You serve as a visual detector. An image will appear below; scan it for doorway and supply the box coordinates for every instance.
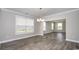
[43,19,66,41]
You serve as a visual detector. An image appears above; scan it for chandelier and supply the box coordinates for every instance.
[37,8,45,22]
[37,18,45,22]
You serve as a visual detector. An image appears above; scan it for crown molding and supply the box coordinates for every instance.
[43,9,79,18]
[1,8,35,18]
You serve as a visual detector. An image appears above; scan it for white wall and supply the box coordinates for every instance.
[44,21,53,34]
[0,9,39,43]
[35,21,44,35]
[43,9,79,42]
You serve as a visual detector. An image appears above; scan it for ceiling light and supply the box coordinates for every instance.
[37,18,45,22]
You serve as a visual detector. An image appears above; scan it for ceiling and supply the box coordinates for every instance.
[8,8,77,18]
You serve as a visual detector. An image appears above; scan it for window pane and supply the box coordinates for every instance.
[26,26,34,33]
[25,18,34,26]
[16,25,26,34]
[43,22,46,31]
[51,23,54,30]
[16,15,26,25]
[16,15,34,35]
[57,23,63,30]
[25,18,34,33]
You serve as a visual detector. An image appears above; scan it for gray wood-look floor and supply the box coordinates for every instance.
[1,32,79,50]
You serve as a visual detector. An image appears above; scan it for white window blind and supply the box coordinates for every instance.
[16,15,34,35]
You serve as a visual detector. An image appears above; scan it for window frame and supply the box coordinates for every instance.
[57,22,63,30]
[15,15,34,35]
[51,22,54,30]
[43,21,46,31]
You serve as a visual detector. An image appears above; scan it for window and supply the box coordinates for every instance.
[16,15,34,35]
[51,23,54,30]
[43,22,46,31]
[57,23,63,30]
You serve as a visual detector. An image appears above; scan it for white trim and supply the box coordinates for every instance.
[37,33,44,36]
[66,39,79,43]
[0,39,17,44]
[0,34,38,44]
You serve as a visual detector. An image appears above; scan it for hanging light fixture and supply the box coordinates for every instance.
[37,18,45,22]
[37,8,45,22]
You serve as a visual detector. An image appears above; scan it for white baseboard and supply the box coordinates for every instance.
[0,34,38,44]
[37,33,44,36]
[0,38,17,44]
[66,39,79,43]
[1,36,79,44]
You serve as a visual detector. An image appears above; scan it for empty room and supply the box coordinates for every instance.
[0,8,79,50]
